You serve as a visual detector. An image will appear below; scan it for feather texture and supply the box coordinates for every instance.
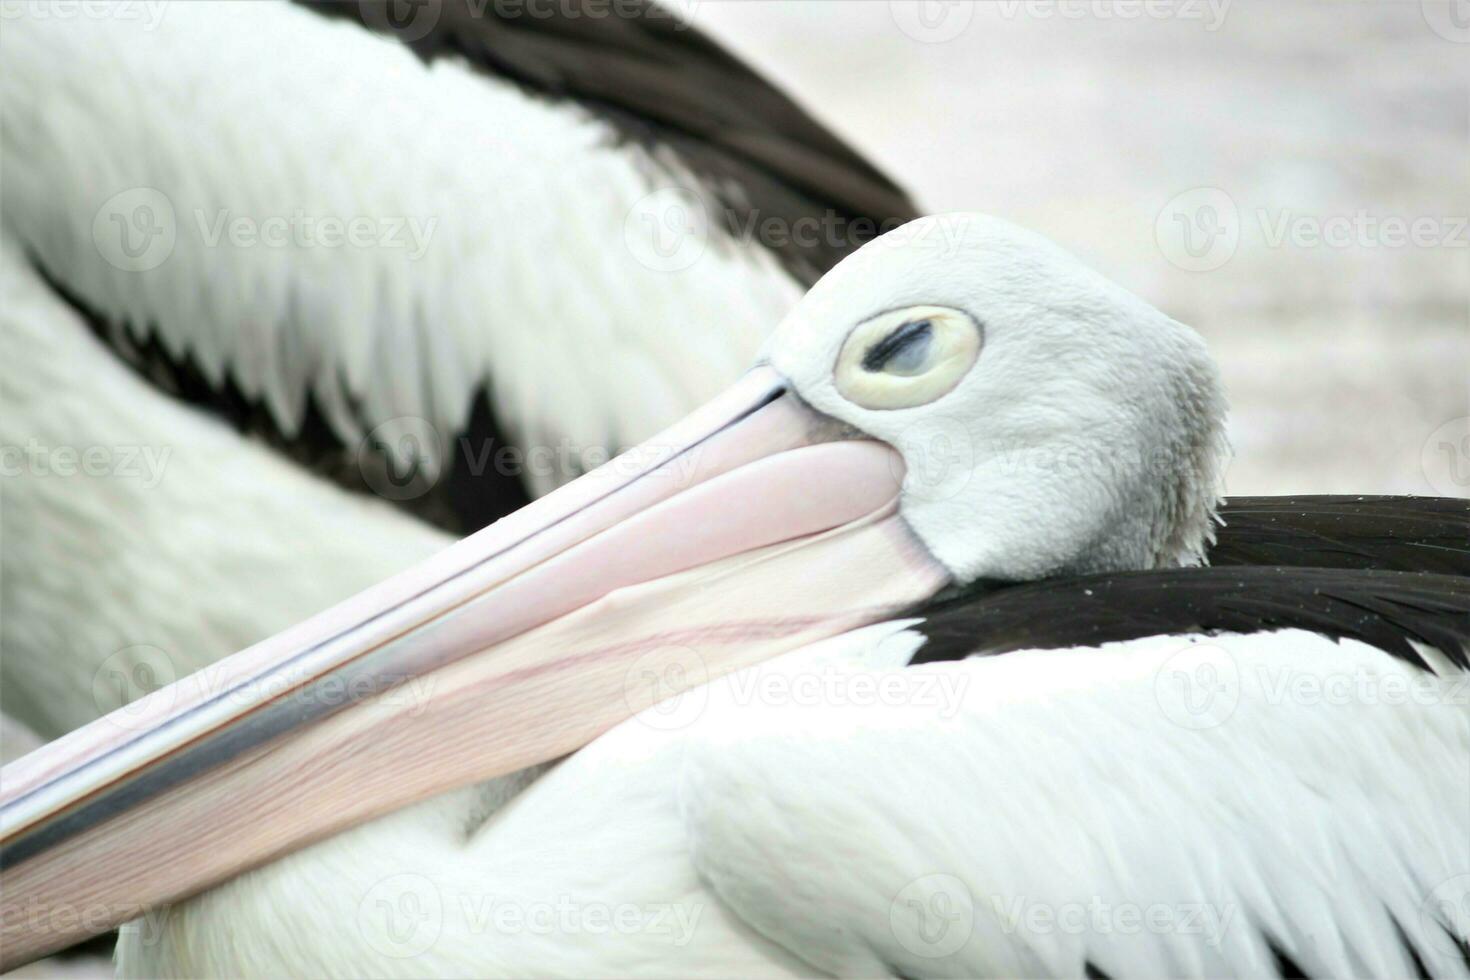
[1212,495,1470,576]
[2,0,916,536]
[912,567,1470,672]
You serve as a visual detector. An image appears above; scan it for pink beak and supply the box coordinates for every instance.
[0,365,950,968]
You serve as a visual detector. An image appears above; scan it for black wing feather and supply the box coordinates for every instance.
[911,568,1470,673]
[1211,495,1470,575]
[34,259,533,536]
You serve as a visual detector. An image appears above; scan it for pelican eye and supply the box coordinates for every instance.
[861,319,933,375]
[834,305,982,410]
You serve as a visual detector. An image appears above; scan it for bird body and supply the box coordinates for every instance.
[2,6,1465,972]
[71,213,1470,977]
[117,617,1470,977]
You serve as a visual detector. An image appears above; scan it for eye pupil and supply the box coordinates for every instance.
[862,319,934,375]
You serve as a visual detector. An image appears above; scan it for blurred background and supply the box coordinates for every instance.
[697,0,1469,497]
[4,2,1467,976]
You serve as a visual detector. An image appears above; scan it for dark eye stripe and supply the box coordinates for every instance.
[861,319,933,372]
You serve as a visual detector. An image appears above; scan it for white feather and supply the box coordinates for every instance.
[115,624,1470,977]
[0,236,449,737]
[0,0,799,496]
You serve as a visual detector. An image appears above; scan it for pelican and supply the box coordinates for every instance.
[3,213,1467,977]
[0,0,917,741]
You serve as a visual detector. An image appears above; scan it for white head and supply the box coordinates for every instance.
[766,212,1229,583]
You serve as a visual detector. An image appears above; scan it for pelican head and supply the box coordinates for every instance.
[0,213,1229,966]
[768,212,1228,582]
